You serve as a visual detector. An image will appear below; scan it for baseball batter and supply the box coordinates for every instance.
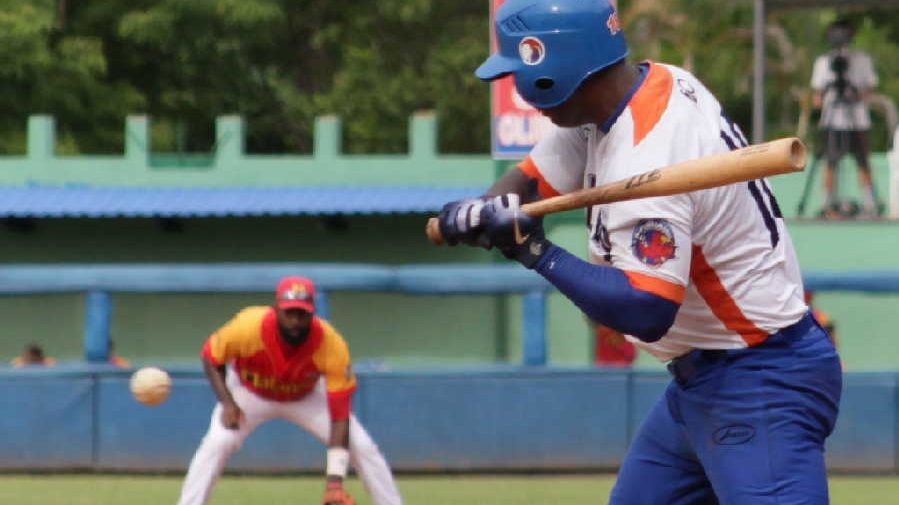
[439,1,842,503]
[176,276,402,505]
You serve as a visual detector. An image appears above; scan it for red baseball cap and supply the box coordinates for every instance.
[275,276,316,313]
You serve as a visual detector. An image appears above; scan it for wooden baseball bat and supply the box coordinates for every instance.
[426,137,806,245]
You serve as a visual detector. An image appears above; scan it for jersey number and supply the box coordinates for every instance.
[720,113,783,247]
[587,174,613,262]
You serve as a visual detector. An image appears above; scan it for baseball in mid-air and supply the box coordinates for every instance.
[130,366,172,406]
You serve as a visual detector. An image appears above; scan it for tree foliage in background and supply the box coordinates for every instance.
[622,0,898,150]
[0,0,896,155]
[69,0,489,154]
[623,0,756,133]
[0,0,144,153]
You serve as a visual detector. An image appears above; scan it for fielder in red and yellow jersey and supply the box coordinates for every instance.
[202,306,356,417]
[177,276,402,505]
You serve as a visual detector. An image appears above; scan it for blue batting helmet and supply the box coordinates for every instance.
[476,0,629,109]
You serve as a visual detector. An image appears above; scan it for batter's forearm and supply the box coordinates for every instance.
[533,245,679,342]
[202,359,236,406]
[487,166,531,198]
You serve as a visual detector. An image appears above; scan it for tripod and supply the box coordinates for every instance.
[796,95,852,218]
[795,137,824,217]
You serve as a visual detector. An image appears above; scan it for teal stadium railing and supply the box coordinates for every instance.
[3,263,899,366]
[0,263,552,365]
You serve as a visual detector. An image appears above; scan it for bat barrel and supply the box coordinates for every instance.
[787,137,807,171]
[739,136,806,175]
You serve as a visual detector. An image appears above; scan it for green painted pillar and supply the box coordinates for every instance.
[314,115,342,159]
[125,115,150,162]
[409,111,437,158]
[215,115,245,159]
[27,115,55,161]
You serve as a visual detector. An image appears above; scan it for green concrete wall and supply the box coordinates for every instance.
[785,220,899,371]
[0,293,86,363]
[0,215,510,366]
[772,153,891,219]
[6,214,894,370]
[771,161,899,370]
[3,209,898,370]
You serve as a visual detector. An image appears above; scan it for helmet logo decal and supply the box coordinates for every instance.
[518,37,545,66]
[607,12,621,36]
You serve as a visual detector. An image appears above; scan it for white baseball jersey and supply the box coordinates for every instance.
[810,50,878,130]
[521,62,808,362]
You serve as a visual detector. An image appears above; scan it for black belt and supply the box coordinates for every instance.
[667,312,817,385]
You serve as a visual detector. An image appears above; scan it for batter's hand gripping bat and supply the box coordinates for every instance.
[425,137,806,245]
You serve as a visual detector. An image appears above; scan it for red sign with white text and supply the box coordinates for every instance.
[489,0,553,159]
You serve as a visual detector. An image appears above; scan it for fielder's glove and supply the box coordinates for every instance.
[321,481,356,505]
[480,182,551,269]
[437,197,489,246]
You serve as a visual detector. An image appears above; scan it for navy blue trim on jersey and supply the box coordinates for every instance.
[720,115,783,248]
[533,244,679,342]
[747,181,780,247]
[720,130,739,150]
[600,62,650,134]
[760,179,784,218]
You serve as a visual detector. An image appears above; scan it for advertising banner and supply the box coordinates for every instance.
[489,0,553,159]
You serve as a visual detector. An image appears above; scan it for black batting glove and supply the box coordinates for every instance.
[437,197,489,246]
[480,192,551,269]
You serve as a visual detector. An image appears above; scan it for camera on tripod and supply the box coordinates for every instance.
[828,52,854,102]
[825,19,857,103]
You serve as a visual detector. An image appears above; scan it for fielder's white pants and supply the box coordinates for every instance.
[176,368,402,505]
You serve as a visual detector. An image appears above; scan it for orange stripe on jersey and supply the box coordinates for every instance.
[518,156,561,198]
[629,62,674,146]
[690,245,768,345]
[624,270,686,304]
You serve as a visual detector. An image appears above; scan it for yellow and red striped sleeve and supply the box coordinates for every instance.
[312,320,357,421]
[201,306,268,365]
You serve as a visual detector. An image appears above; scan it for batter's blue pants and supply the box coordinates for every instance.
[610,312,842,504]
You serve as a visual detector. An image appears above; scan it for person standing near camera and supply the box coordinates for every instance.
[810,18,880,219]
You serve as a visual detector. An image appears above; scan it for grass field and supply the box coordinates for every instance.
[2,474,898,505]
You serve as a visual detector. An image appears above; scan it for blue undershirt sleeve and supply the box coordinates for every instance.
[532,244,679,342]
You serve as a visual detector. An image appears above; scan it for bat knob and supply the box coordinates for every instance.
[425,218,445,246]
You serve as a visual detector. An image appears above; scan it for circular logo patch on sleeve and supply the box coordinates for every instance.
[631,218,677,267]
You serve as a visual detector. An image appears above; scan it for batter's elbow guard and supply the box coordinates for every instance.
[631,324,670,343]
[609,295,678,343]
[628,309,677,343]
